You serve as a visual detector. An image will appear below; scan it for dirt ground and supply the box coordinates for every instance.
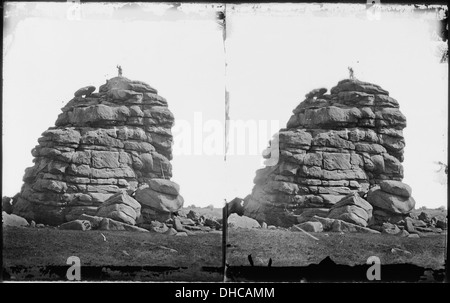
[1,206,447,281]
[2,226,223,281]
[2,224,446,282]
[227,228,447,269]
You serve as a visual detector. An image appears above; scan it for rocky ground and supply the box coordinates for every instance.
[227,228,446,269]
[2,225,223,282]
[2,207,446,282]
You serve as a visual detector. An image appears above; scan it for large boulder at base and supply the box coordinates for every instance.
[242,79,414,227]
[379,180,412,198]
[328,209,368,227]
[96,191,141,225]
[147,178,180,196]
[140,205,172,223]
[371,209,406,225]
[227,213,261,229]
[327,193,373,227]
[134,182,184,223]
[13,76,180,225]
[2,212,29,227]
[367,186,415,215]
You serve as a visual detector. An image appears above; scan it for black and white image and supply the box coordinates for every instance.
[2,2,448,284]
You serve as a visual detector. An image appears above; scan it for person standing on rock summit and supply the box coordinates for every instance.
[117,65,122,77]
[348,66,355,80]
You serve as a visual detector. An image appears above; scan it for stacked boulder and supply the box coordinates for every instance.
[367,180,414,225]
[327,193,373,227]
[243,79,415,228]
[135,178,183,222]
[96,191,141,226]
[12,76,183,226]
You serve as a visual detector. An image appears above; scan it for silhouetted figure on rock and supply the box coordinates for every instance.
[348,66,355,80]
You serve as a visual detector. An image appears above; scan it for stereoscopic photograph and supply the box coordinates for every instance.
[2,1,448,285]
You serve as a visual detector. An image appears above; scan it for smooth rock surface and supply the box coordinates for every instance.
[2,212,29,227]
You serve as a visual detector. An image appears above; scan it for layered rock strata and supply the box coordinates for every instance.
[243,79,415,227]
[13,76,183,225]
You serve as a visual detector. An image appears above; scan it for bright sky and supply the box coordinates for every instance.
[3,3,448,209]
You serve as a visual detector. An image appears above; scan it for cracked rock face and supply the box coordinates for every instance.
[13,76,183,225]
[243,79,415,227]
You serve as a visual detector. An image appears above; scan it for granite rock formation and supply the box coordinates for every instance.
[135,178,183,223]
[13,76,183,225]
[96,191,141,226]
[243,79,415,228]
[327,192,373,227]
